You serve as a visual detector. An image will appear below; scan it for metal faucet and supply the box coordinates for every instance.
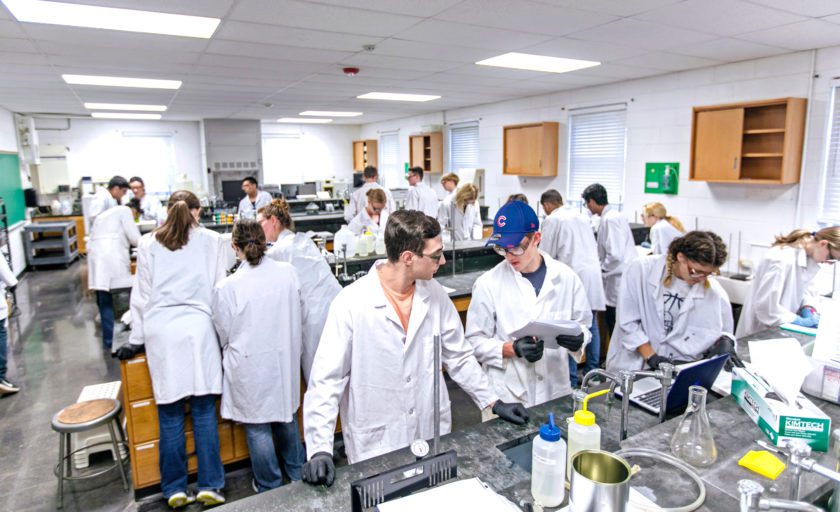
[337,244,353,283]
[449,201,456,277]
[738,480,822,512]
[783,439,840,501]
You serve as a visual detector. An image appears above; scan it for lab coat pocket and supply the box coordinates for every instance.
[350,423,388,461]
[502,359,528,402]
[229,350,281,417]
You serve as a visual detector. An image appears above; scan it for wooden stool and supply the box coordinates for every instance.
[51,398,128,509]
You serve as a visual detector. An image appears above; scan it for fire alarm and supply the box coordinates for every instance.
[343,67,360,76]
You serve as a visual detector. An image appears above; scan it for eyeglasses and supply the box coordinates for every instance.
[685,260,715,278]
[492,236,532,257]
[419,250,444,261]
[370,206,383,213]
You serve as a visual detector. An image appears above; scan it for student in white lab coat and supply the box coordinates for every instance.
[212,220,306,493]
[238,176,273,220]
[582,183,637,338]
[257,199,341,383]
[115,190,228,508]
[87,175,129,227]
[437,183,482,241]
[466,200,591,414]
[405,166,439,217]
[344,165,395,223]
[736,227,840,338]
[642,202,685,256]
[439,172,459,206]
[606,231,735,372]
[348,188,389,235]
[0,254,19,395]
[301,210,528,486]
[128,176,166,224]
[539,190,606,387]
[88,198,141,348]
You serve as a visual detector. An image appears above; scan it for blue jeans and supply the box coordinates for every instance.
[569,312,601,388]
[0,320,7,381]
[95,291,114,348]
[244,417,305,492]
[157,395,224,498]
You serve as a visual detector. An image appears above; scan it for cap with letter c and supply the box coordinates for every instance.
[486,200,539,249]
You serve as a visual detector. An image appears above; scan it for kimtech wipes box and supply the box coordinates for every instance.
[731,365,831,452]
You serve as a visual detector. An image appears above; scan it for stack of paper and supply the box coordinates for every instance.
[376,478,520,512]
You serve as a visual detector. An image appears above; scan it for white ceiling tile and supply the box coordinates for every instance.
[316,65,429,81]
[216,21,380,51]
[634,0,807,37]
[614,52,723,71]
[298,0,462,17]
[75,90,177,104]
[339,52,463,73]
[198,53,330,73]
[0,51,48,64]
[742,0,840,17]
[0,37,38,53]
[532,0,685,17]
[434,0,617,37]
[518,37,649,62]
[738,19,840,50]
[0,20,26,38]
[394,19,554,51]
[369,39,496,63]
[52,0,236,18]
[21,25,212,52]
[205,40,352,63]
[673,38,790,61]
[229,0,422,37]
[571,62,665,79]
[568,19,717,50]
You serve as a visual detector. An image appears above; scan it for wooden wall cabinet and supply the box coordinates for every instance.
[409,132,443,173]
[352,140,378,171]
[690,98,806,184]
[503,122,558,176]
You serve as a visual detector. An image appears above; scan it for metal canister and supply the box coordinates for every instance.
[569,450,631,512]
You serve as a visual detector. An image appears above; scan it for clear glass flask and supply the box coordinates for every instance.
[670,386,718,467]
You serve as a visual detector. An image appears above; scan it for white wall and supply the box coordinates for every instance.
[361,48,840,267]
[35,118,203,195]
[0,108,15,153]
[261,122,360,183]
[0,108,26,274]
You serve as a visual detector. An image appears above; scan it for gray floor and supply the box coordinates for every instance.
[0,260,481,511]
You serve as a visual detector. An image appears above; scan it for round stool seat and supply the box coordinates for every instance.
[52,399,121,433]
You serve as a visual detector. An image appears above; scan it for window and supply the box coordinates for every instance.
[120,133,175,193]
[821,85,840,225]
[567,107,627,207]
[448,121,479,171]
[379,133,400,188]
[262,135,303,184]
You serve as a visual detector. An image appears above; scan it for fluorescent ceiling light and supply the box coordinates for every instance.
[277,118,333,124]
[84,103,167,112]
[91,113,162,120]
[300,111,362,117]
[63,74,182,90]
[476,52,600,73]
[357,92,440,102]
[2,0,219,38]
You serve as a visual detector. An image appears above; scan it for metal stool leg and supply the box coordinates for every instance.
[57,433,65,509]
[107,420,128,491]
[65,432,73,477]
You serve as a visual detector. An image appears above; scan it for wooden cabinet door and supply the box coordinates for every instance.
[353,141,365,171]
[692,108,743,181]
[410,136,425,168]
[429,132,443,173]
[505,125,542,175]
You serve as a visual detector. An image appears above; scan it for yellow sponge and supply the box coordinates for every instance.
[739,450,786,480]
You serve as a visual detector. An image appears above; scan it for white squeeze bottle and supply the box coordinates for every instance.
[531,412,566,507]
[567,389,609,476]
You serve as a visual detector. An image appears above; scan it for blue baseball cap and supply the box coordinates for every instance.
[487,200,539,249]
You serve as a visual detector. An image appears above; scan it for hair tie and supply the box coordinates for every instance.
[248,239,257,245]
[812,231,817,237]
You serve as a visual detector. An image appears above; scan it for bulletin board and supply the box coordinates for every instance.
[0,153,26,225]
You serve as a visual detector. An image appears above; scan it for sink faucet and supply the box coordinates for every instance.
[337,244,354,284]
[783,439,840,501]
[449,201,456,277]
[738,479,821,512]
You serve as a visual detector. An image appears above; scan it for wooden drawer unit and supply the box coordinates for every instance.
[132,441,160,488]
[503,122,558,176]
[128,399,159,444]
[124,356,153,401]
[233,423,249,459]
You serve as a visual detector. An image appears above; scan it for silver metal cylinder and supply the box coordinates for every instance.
[433,334,441,456]
[569,450,631,512]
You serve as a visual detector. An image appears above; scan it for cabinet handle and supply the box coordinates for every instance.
[733,157,738,169]
[539,160,542,168]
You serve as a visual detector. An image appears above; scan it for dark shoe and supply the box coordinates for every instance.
[0,379,19,394]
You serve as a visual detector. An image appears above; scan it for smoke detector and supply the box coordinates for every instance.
[343,67,360,76]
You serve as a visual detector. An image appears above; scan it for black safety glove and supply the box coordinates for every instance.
[7,284,16,295]
[512,336,544,363]
[113,343,144,360]
[555,332,585,352]
[492,401,530,425]
[646,353,673,370]
[302,451,335,487]
[703,335,742,370]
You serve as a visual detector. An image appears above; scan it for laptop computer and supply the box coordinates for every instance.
[617,353,731,415]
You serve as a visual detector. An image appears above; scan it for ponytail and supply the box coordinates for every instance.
[232,219,267,266]
[774,226,840,251]
[643,202,684,233]
[258,198,294,231]
[156,190,200,251]
[665,215,685,233]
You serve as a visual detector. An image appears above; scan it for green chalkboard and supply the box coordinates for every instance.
[0,153,25,225]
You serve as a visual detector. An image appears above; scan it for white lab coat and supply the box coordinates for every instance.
[606,255,734,372]
[87,206,141,291]
[437,202,482,241]
[303,260,498,464]
[348,208,389,236]
[405,182,440,217]
[541,207,607,311]
[129,227,228,405]
[344,182,395,223]
[465,253,592,406]
[597,205,638,307]
[650,219,683,255]
[736,246,820,338]
[238,191,273,219]
[0,255,17,321]
[213,259,303,424]
[139,195,166,224]
[267,230,341,383]
[87,186,117,227]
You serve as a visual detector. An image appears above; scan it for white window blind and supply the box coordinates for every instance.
[263,135,303,184]
[821,85,840,225]
[448,121,479,171]
[568,108,627,206]
[379,133,400,188]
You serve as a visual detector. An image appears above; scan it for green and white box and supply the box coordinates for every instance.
[732,366,831,452]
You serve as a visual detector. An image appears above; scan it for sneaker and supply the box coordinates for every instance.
[196,489,226,506]
[0,379,19,394]
[251,478,259,493]
[167,492,195,509]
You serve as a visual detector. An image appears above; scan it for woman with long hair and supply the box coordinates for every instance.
[212,220,305,492]
[348,188,389,235]
[438,183,482,241]
[642,202,685,255]
[736,227,840,337]
[116,190,228,508]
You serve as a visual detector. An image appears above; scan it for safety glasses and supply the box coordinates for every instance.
[491,236,532,257]
[685,260,715,279]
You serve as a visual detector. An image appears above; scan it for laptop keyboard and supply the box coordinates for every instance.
[636,388,662,408]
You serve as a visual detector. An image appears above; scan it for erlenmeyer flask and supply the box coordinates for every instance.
[670,385,717,467]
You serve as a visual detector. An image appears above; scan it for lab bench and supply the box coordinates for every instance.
[332,239,502,277]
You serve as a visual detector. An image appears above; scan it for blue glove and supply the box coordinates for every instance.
[792,315,819,328]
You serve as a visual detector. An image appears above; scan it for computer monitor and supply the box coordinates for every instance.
[221,180,243,203]
[353,173,365,188]
[298,182,317,196]
[281,184,299,199]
